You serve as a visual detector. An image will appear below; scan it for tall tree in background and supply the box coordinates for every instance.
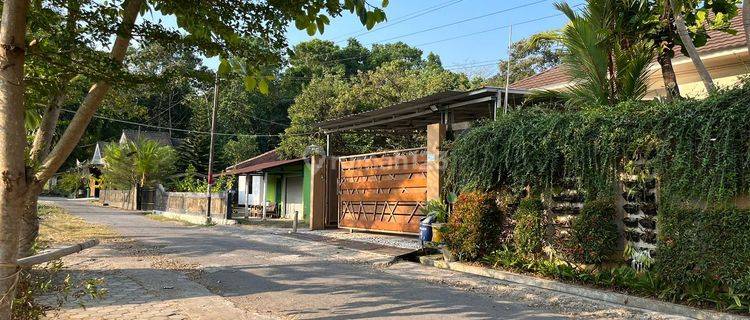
[279,57,470,158]
[0,1,388,317]
[491,37,563,86]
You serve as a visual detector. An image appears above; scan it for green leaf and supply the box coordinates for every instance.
[382,0,389,7]
[258,79,270,95]
[243,76,257,91]
[217,58,231,76]
[316,18,325,34]
[306,23,317,36]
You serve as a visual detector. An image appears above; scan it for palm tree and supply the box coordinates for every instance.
[103,139,175,188]
[530,0,655,108]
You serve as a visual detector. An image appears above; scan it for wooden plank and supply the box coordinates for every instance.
[341,164,427,178]
[339,177,427,190]
[340,154,427,170]
[339,213,422,234]
[339,202,427,215]
[339,192,425,202]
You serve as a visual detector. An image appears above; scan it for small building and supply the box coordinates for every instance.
[224,150,311,221]
[119,129,174,147]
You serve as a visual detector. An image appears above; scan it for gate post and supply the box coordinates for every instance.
[427,123,446,201]
[309,155,327,230]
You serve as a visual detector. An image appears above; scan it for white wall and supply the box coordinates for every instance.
[237,175,262,206]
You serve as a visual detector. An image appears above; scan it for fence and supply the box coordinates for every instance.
[153,189,232,220]
[99,188,137,210]
[99,187,234,221]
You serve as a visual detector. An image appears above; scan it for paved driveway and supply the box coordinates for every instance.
[44,198,670,320]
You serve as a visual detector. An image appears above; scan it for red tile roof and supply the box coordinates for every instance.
[511,15,748,90]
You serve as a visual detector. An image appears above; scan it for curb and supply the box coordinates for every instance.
[418,256,747,320]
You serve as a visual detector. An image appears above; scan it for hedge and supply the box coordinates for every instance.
[657,205,750,294]
[445,81,750,204]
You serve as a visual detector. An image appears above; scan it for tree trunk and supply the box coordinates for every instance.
[18,193,39,259]
[35,0,144,185]
[744,0,749,54]
[671,1,716,93]
[0,0,30,319]
[657,48,681,100]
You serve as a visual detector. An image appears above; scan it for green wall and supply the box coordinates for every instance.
[303,161,311,221]
[262,161,310,221]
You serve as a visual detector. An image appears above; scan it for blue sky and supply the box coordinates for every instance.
[171,0,577,78]
[284,0,575,77]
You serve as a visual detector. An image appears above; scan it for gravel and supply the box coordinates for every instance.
[303,228,422,250]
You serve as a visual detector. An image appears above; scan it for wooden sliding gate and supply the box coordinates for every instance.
[338,148,427,234]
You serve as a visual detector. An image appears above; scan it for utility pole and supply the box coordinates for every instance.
[503,24,513,114]
[206,73,219,223]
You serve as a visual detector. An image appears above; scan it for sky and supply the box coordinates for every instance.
[176,0,579,78]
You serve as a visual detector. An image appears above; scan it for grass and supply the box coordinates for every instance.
[38,205,119,249]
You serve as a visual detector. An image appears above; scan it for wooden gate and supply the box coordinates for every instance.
[338,148,427,234]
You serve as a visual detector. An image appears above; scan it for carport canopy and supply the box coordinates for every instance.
[315,87,528,133]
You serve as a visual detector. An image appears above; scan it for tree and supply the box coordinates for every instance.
[491,36,563,86]
[222,136,260,166]
[532,1,655,107]
[0,1,388,317]
[655,0,740,98]
[102,139,176,189]
[279,58,470,158]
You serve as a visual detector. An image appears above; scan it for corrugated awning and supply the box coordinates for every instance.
[315,87,528,133]
[223,158,304,175]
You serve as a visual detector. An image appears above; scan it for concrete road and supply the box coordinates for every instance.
[46,199,668,320]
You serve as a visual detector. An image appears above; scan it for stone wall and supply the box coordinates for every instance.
[100,189,137,210]
[154,191,230,220]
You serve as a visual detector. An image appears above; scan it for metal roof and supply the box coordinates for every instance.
[224,158,304,175]
[315,86,528,133]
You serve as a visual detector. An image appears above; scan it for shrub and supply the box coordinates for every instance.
[557,198,618,264]
[656,205,750,296]
[444,191,504,261]
[57,172,88,196]
[513,198,546,256]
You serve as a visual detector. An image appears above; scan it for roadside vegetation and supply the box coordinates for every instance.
[14,205,115,320]
[439,0,750,314]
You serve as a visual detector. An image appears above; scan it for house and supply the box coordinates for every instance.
[223,87,526,232]
[224,149,311,221]
[511,15,749,99]
[119,129,174,147]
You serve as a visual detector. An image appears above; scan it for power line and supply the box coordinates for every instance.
[329,0,465,43]
[61,108,302,138]
[287,5,578,72]
[363,0,552,45]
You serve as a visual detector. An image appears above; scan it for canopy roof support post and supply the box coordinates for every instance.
[326,133,330,156]
[427,123,446,201]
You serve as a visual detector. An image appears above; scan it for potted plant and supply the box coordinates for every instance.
[421,199,449,243]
